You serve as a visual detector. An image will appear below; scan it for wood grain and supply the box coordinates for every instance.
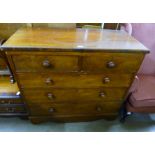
[22,87,126,103]
[29,101,122,116]
[17,72,133,88]
[12,54,79,72]
[2,28,148,122]
[2,27,149,52]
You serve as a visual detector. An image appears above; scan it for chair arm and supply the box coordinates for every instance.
[128,75,139,94]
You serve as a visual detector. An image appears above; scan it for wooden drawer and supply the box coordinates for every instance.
[29,101,122,116]
[82,53,144,73]
[0,104,26,113]
[17,72,133,88]
[22,87,126,103]
[12,55,79,72]
[0,98,22,104]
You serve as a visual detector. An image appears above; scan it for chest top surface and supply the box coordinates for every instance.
[1,27,149,52]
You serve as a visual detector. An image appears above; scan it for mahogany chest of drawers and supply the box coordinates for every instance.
[1,27,149,124]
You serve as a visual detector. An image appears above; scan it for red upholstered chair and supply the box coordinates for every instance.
[120,23,155,122]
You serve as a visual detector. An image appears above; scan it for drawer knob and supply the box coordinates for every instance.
[47,93,55,100]
[45,78,54,85]
[96,106,102,112]
[99,92,105,98]
[103,77,110,83]
[49,108,55,113]
[10,75,15,84]
[42,60,51,67]
[107,61,116,68]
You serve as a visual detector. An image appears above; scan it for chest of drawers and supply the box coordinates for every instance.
[1,28,149,124]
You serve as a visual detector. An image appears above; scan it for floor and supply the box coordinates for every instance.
[0,113,155,132]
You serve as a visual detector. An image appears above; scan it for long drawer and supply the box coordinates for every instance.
[22,87,127,103]
[17,72,133,88]
[29,101,122,116]
[11,52,144,73]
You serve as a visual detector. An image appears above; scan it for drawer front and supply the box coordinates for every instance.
[22,88,126,103]
[0,98,22,104]
[29,101,122,116]
[12,55,79,72]
[17,73,133,88]
[82,53,144,73]
[0,105,26,113]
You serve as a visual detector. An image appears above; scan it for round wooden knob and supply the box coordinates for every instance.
[107,61,116,68]
[45,78,54,85]
[96,106,102,112]
[103,77,110,83]
[49,108,55,113]
[99,92,105,98]
[42,60,51,67]
[10,75,15,84]
[47,93,55,100]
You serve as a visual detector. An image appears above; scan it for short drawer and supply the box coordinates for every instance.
[22,87,127,103]
[82,52,144,73]
[12,55,79,72]
[29,101,122,116]
[17,72,133,88]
